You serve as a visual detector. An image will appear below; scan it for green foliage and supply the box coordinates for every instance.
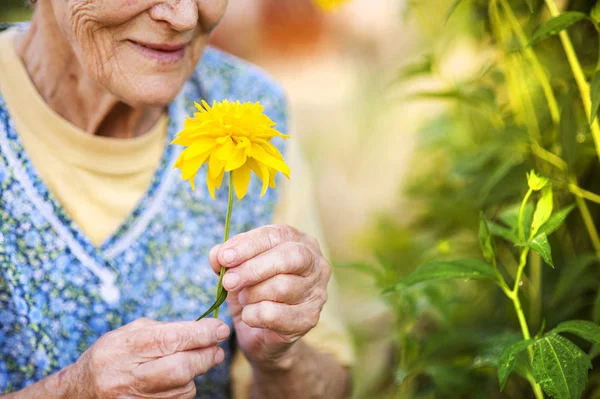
[529,12,590,45]
[532,334,592,399]
[356,0,600,397]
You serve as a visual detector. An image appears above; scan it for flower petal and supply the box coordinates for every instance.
[208,152,226,179]
[183,138,218,160]
[181,152,210,180]
[233,164,252,200]
[251,144,291,177]
[225,148,247,172]
[248,158,270,196]
[206,168,225,200]
[214,137,235,161]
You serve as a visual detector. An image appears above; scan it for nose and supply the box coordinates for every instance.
[149,0,199,32]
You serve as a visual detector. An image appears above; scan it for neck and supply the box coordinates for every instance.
[15,2,164,139]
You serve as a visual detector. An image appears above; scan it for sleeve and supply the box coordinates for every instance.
[230,138,356,399]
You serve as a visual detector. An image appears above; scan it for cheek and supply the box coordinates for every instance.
[198,0,229,30]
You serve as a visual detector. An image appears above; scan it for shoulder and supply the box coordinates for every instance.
[188,46,289,133]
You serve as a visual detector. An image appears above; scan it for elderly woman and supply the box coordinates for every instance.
[0,1,353,398]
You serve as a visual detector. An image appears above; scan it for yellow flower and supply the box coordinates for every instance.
[313,0,351,11]
[171,100,290,200]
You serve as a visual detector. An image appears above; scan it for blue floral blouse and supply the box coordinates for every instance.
[0,36,288,398]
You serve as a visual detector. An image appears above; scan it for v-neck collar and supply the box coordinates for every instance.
[0,77,188,305]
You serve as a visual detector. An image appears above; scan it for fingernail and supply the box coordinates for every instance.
[215,348,225,364]
[223,273,240,290]
[217,324,230,341]
[222,249,237,264]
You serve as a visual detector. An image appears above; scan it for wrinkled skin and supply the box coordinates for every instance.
[209,225,331,369]
[50,0,228,106]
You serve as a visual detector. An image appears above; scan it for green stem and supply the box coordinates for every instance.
[571,179,600,256]
[519,188,533,243]
[544,0,600,162]
[214,172,235,319]
[509,248,545,399]
[529,252,542,331]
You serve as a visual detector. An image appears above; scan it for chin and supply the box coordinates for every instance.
[114,76,189,108]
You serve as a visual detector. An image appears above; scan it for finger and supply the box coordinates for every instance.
[241,300,324,337]
[238,274,309,306]
[132,319,230,357]
[133,346,225,393]
[221,242,315,292]
[209,244,223,275]
[217,225,300,268]
[121,318,162,331]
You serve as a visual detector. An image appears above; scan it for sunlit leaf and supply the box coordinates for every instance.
[390,258,499,291]
[445,0,467,23]
[590,71,600,125]
[552,320,600,346]
[498,339,534,390]
[530,12,589,46]
[538,205,576,237]
[479,212,497,263]
[533,334,592,399]
[392,55,434,85]
[531,186,553,238]
[524,233,554,267]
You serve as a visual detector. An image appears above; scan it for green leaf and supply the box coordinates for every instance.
[590,71,600,125]
[445,0,466,23]
[498,339,535,390]
[500,202,534,241]
[533,334,592,399]
[525,233,554,267]
[531,186,554,238]
[391,258,499,289]
[489,222,519,244]
[552,320,600,346]
[479,212,497,263]
[538,205,576,237]
[196,289,228,321]
[530,12,589,46]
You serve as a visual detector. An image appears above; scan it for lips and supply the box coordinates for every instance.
[129,40,187,64]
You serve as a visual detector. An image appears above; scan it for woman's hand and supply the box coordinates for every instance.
[75,318,230,399]
[209,225,331,369]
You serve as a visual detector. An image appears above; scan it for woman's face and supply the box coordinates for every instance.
[49,0,228,106]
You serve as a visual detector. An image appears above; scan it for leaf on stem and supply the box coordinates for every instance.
[538,205,576,237]
[388,258,499,291]
[590,71,600,125]
[531,186,554,238]
[479,212,497,263]
[530,12,589,46]
[552,320,600,346]
[524,233,554,267]
[500,202,534,242]
[196,289,228,321]
[498,339,535,390]
[552,254,599,306]
[489,222,519,244]
[532,334,592,399]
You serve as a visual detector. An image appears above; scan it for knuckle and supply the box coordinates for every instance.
[258,302,278,325]
[266,225,287,247]
[157,330,180,356]
[288,243,313,272]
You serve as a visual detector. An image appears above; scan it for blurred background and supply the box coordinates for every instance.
[6,0,600,398]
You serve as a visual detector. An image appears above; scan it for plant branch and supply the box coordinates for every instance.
[544,0,600,162]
